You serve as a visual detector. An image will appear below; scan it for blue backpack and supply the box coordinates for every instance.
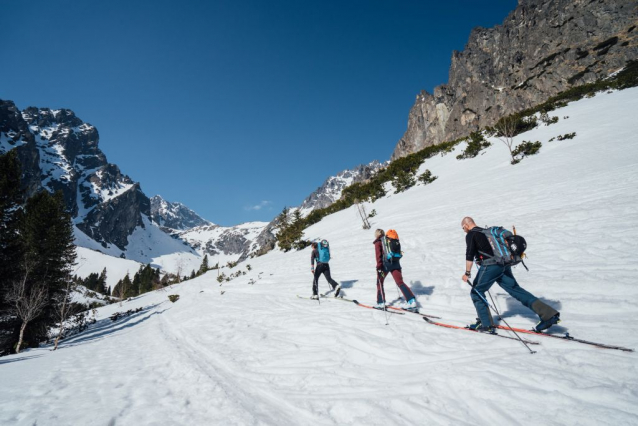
[479,226,527,268]
[317,240,331,263]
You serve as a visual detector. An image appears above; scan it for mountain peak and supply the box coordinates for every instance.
[299,160,384,212]
[150,195,213,231]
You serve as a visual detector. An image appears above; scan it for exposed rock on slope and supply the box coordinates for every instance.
[393,0,638,159]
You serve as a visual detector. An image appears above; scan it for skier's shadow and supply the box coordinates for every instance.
[339,280,357,289]
[387,281,433,305]
[495,294,567,333]
[410,280,434,296]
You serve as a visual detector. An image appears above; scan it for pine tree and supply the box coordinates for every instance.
[18,190,76,348]
[0,151,24,354]
[132,266,143,295]
[122,274,134,298]
[83,273,99,292]
[198,255,209,275]
[112,279,123,303]
[98,268,108,294]
[112,273,135,302]
[153,267,161,290]
[136,264,155,294]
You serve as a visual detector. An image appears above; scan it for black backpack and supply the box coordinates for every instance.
[382,229,402,263]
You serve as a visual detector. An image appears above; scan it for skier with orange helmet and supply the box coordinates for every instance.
[373,229,417,311]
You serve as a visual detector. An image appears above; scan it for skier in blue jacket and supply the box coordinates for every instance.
[310,240,341,299]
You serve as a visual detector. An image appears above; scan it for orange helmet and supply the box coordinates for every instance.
[386,229,399,240]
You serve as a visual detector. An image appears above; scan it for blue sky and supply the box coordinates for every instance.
[1,0,516,226]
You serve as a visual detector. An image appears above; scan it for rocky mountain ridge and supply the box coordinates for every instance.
[393,0,638,158]
[298,161,383,214]
[0,102,152,252]
[150,195,213,231]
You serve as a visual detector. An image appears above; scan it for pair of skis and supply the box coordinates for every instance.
[297,294,634,352]
[349,299,538,345]
[493,325,634,352]
[300,294,537,345]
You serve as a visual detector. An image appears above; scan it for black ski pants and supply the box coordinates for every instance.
[312,262,338,295]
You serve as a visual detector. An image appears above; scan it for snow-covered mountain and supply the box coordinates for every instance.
[150,161,386,265]
[0,101,201,276]
[0,101,284,278]
[298,160,383,214]
[0,104,142,249]
[173,221,271,264]
[3,88,636,425]
[150,195,213,231]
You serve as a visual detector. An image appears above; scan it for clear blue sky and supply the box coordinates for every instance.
[1,0,516,226]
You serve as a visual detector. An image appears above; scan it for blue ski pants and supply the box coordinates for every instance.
[471,264,538,327]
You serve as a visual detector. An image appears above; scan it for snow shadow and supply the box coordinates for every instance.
[0,354,43,365]
[339,280,358,289]
[410,280,434,296]
[59,303,167,348]
[495,295,567,333]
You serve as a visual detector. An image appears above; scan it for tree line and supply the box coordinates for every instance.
[0,150,76,354]
[274,61,638,251]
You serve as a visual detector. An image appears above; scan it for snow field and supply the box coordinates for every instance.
[1,88,637,425]
[75,247,143,290]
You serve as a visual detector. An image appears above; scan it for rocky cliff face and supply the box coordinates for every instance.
[150,195,212,231]
[0,101,151,251]
[173,221,272,261]
[393,0,638,159]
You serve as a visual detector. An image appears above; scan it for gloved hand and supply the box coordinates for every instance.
[377,269,385,278]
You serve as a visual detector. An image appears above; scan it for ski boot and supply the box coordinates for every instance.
[534,313,560,332]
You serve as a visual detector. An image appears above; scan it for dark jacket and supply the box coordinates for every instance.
[374,237,401,272]
[465,227,494,263]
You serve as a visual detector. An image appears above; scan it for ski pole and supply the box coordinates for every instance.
[465,281,536,354]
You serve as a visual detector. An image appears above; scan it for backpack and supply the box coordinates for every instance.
[382,229,402,262]
[317,240,331,263]
[478,226,527,269]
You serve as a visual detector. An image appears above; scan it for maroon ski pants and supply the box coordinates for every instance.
[376,269,415,304]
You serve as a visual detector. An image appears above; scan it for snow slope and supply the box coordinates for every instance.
[73,218,202,277]
[1,89,637,426]
[74,247,143,290]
